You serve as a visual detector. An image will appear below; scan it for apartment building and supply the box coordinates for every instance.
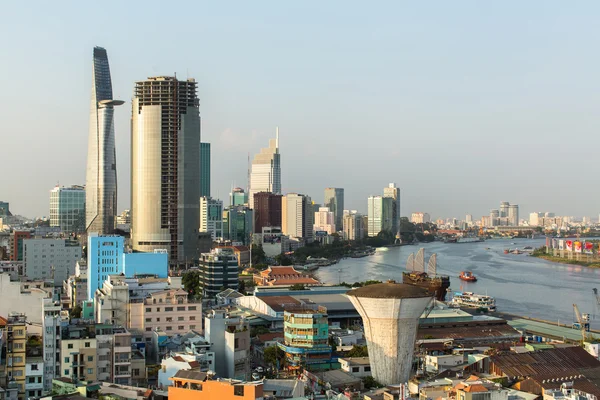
[169,370,263,400]
[205,310,250,380]
[42,299,69,391]
[60,324,98,382]
[23,238,82,286]
[1,314,27,400]
[24,357,44,399]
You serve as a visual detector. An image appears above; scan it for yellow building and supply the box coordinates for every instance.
[1,313,28,400]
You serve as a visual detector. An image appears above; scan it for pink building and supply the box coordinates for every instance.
[313,207,336,234]
[130,289,202,340]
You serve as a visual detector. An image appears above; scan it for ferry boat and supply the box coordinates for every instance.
[450,292,496,312]
[459,271,477,282]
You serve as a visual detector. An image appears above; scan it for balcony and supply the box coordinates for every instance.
[114,358,131,365]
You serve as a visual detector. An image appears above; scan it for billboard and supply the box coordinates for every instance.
[574,241,582,253]
[585,242,594,254]
[559,240,564,250]
[566,240,573,252]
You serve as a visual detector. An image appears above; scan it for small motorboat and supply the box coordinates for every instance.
[459,271,477,282]
[503,249,509,254]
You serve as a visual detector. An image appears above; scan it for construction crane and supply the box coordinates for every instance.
[593,288,600,305]
[573,303,591,343]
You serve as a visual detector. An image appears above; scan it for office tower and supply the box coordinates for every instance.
[348,282,432,385]
[282,193,313,242]
[87,234,124,300]
[253,192,282,233]
[499,201,510,218]
[529,212,543,227]
[131,76,200,263]
[367,196,393,237]
[230,187,248,206]
[383,183,401,235]
[200,142,211,197]
[465,214,473,224]
[248,128,281,209]
[199,248,239,298]
[23,238,81,285]
[223,206,253,245]
[489,209,499,227]
[324,188,344,231]
[343,211,364,241]
[411,212,430,224]
[50,185,86,233]
[0,201,10,216]
[199,196,223,240]
[85,47,123,235]
[508,204,519,226]
[314,207,336,234]
[10,230,31,261]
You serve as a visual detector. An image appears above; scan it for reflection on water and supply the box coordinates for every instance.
[317,238,600,328]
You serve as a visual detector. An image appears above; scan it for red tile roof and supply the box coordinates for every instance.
[257,332,285,343]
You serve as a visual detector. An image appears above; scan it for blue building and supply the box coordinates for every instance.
[87,234,124,300]
[123,251,168,278]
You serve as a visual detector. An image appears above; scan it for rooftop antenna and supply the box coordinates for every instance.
[276,126,279,151]
[247,152,251,193]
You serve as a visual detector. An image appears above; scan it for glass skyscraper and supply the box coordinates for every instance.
[50,185,86,233]
[131,76,201,264]
[200,142,211,197]
[248,128,281,209]
[85,47,123,234]
[324,187,344,230]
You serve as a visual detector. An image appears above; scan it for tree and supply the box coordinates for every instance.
[275,254,293,266]
[251,244,267,266]
[346,345,368,357]
[264,345,286,368]
[289,284,306,291]
[239,279,246,293]
[250,326,270,337]
[363,376,383,389]
[182,270,202,299]
[70,305,82,319]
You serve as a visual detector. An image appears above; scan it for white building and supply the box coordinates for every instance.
[25,357,44,398]
[367,196,393,237]
[42,299,68,391]
[199,196,223,240]
[158,351,215,389]
[339,357,372,378]
[342,211,364,241]
[411,212,431,224]
[282,193,313,242]
[248,128,281,209]
[204,310,250,380]
[0,274,51,325]
[23,238,81,285]
[313,207,336,234]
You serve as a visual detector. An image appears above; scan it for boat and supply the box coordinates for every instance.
[444,237,458,243]
[402,249,451,301]
[350,251,369,258]
[450,292,496,312]
[456,237,484,244]
[459,271,477,282]
[523,246,533,250]
[503,249,509,254]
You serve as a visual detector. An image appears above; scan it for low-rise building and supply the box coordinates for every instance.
[339,357,372,378]
[278,306,331,368]
[253,266,320,287]
[169,370,263,400]
[24,357,44,399]
[205,310,250,380]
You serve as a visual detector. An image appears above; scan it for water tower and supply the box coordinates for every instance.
[347,281,432,385]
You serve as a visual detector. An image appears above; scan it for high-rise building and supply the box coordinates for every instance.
[230,187,248,206]
[0,201,10,216]
[85,47,123,235]
[499,201,510,218]
[465,214,473,224]
[508,204,519,226]
[383,183,401,235]
[489,209,500,227]
[367,196,393,237]
[253,192,282,234]
[200,142,211,197]
[23,238,82,285]
[529,212,543,226]
[248,128,281,209]
[324,188,344,231]
[50,185,86,233]
[199,196,223,240]
[343,211,364,241]
[199,248,239,298]
[314,207,336,234]
[223,206,253,245]
[411,212,430,224]
[10,230,31,261]
[87,234,124,300]
[282,193,313,242]
[131,76,201,263]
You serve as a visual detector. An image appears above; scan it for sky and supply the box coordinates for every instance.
[1,1,600,221]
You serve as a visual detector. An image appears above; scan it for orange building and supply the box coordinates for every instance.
[254,266,320,286]
[169,370,263,400]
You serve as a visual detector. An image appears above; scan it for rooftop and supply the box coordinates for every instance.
[347,282,431,299]
[339,356,370,366]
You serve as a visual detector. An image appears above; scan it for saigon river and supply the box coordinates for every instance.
[316,238,600,329]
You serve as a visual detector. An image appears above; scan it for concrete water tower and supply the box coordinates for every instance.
[347,281,433,385]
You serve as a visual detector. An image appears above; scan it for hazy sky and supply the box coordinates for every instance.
[2,1,599,220]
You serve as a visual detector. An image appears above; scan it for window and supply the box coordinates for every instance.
[166,317,172,322]
[64,370,69,375]
[145,308,151,312]
[178,316,184,321]
[31,364,38,371]
[84,342,90,348]
[189,316,196,321]
[190,325,196,330]
[365,366,371,372]
[188,306,196,311]
[156,307,160,312]
[145,328,151,332]
[177,306,185,311]
[87,368,93,374]
[178,326,184,330]
[14,370,22,377]
[166,327,172,331]
[64,357,69,363]
[156,318,160,322]
[28,377,35,383]
[352,367,359,373]
[165,307,173,312]
[68,343,73,349]
[145,318,152,323]
[88,356,94,362]
[234,385,245,396]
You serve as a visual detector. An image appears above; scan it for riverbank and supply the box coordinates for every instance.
[530,253,600,268]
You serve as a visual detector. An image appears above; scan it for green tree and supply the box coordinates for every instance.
[264,345,286,368]
[251,244,267,265]
[70,305,82,319]
[363,376,383,389]
[346,345,368,357]
[250,326,270,337]
[275,254,293,266]
[239,279,246,293]
[289,284,306,291]
[182,270,202,299]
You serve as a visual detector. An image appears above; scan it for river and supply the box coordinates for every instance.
[316,238,600,329]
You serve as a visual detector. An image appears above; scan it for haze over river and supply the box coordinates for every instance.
[317,238,600,329]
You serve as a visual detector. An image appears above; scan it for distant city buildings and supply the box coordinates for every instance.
[199,196,223,240]
[85,47,123,235]
[230,187,248,206]
[200,142,211,197]
[314,207,336,234]
[23,238,81,285]
[253,192,282,234]
[222,206,253,245]
[131,76,201,264]
[248,128,281,209]
[383,183,401,235]
[50,185,86,233]
[367,195,393,237]
[0,201,10,216]
[411,212,431,224]
[488,202,519,227]
[343,210,365,240]
[324,188,344,231]
[282,193,314,242]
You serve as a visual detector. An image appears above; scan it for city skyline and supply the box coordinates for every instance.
[2,3,600,219]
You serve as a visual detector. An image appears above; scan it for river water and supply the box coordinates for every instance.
[316,238,600,329]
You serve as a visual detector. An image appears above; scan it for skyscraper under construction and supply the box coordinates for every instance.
[131,76,201,264]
